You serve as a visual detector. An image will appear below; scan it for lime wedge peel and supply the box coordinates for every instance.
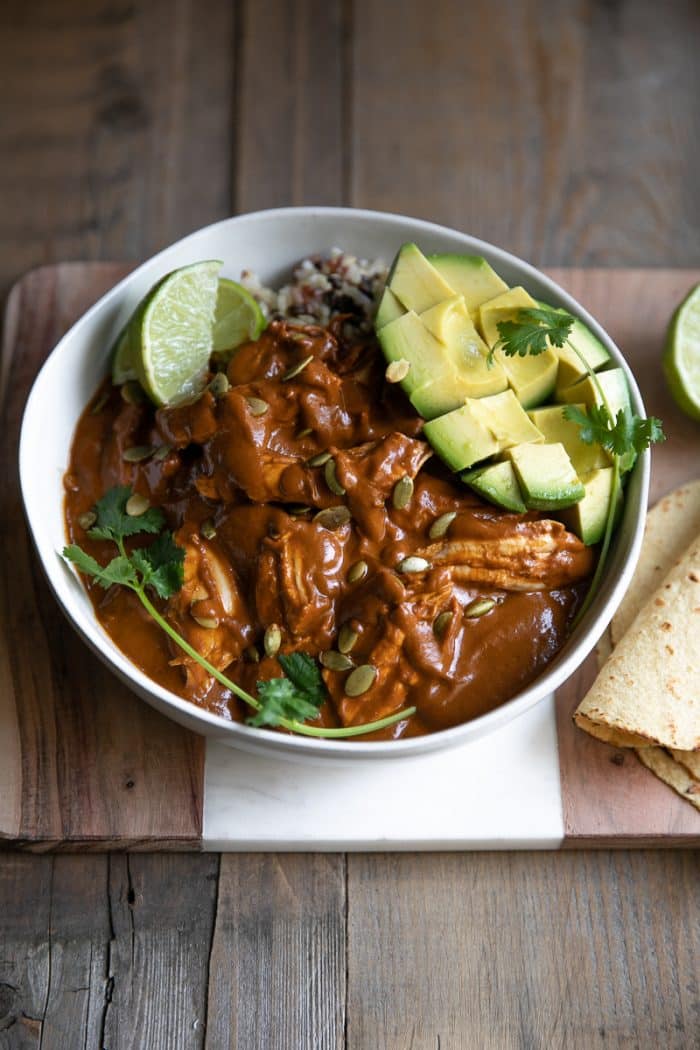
[212,278,266,357]
[131,260,222,407]
[664,283,700,422]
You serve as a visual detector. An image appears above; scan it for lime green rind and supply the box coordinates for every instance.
[663,284,700,422]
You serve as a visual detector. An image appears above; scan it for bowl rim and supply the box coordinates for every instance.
[19,205,649,758]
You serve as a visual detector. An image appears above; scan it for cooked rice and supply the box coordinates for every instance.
[240,248,388,335]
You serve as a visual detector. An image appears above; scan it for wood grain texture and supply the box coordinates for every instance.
[350,0,700,268]
[0,263,205,848]
[0,0,234,300]
[0,853,219,1049]
[347,850,699,1050]
[549,269,700,844]
[205,854,346,1049]
[235,0,346,210]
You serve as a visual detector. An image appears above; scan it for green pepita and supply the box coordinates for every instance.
[307,451,332,468]
[429,511,457,540]
[288,504,312,516]
[314,506,352,530]
[282,354,314,381]
[397,556,431,574]
[264,624,282,656]
[324,458,346,496]
[344,664,377,697]
[320,650,355,672]
[125,493,150,517]
[122,445,155,463]
[244,645,260,663]
[392,475,414,510]
[191,614,219,630]
[465,597,496,619]
[209,372,230,398]
[152,444,172,461]
[347,560,368,583]
[433,610,454,638]
[201,519,217,540]
[78,510,97,531]
[338,624,359,654]
[385,359,411,383]
[245,396,269,417]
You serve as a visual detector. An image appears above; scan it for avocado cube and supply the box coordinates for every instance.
[423,404,500,472]
[420,295,471,344]
[378,310,449,394]
[478,287,559,408]
[375,286,405,330]
[463,460,527,513]
[388,243,456,313]
[468,390,544,450]
[558,467,621,545]
[556,367,631,418]
[507,442,585,510]
[428,253,508,316]
[541,299,611,395]
[410,369,497,420]
[528,403,611,476]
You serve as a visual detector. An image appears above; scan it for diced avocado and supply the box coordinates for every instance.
[507,442,585,510]
[556,367,631,417]
[467,390,544,450]
[428,254,508,315]
[533,300,611,394]
[463,460,527,513]
[410,369,494,420]
[423,404,500,472]
[479,288,559,408]
[378,310,450,394]
[528,403,610,476]
[420,295,470,344]
[375,286,405,330]
[387,243,455,313]
[558,467,621,545]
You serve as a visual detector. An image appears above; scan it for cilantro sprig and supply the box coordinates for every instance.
[489,305,665,623]
[63,487,415,739]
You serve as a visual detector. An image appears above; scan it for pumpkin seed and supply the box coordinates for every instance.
[288,504,311,516]
[397,556,431,574]
[122,445,155,463]
[192,614,219,630]
[314,506,351,530]
[296,427,313,439]
[347,560,368,583]
[153,444,172,461]
[78,510,97,531]
[91,391,110,414]
[433,610,454,638]
[338,624,359,654]
[264,624,282,656]
[392,475,414,510]
[320,650,355,672]
[324,458,346,496]
[245,396,269,417]
[201,519,217,540]
[189,585,209,602]
[385,358,411,383]
[465,597,496,619]
[120,380,146,405]
[344,664,377,697]
[244,645,260,663]
[282,354,314,381]
[209,372,230,398]
[307,451,331,468]
[125,493,150,517]
[429,511,457,540]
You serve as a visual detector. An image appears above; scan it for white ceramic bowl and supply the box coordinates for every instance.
[19,207,649,761]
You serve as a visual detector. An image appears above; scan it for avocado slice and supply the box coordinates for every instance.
[420,295,471,344]
[375,286,405,330]
[479,288,559,409]
[558,467,621,545]
[528,403,610,476]
[507,442,585,510]
[468,390,544,450]
[428,253,508,315]
[387,243,456,313]
[423,404,500,472]
[463,460,527,513]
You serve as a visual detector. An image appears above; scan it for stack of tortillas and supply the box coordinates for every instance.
[574,481,700,810]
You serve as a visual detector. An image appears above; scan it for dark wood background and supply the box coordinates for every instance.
[1,1,699,1047]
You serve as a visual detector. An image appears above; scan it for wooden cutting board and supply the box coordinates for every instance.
[1,263,699,851]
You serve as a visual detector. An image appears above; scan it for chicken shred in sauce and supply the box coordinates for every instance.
[64,318,594,739]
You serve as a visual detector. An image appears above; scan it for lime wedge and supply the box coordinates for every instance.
[131,260,222,406]
[212,278,266,357]
[111,325,137,384]
[664,283,700,421]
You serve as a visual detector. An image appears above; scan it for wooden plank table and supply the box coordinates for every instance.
[1,2,699,1046]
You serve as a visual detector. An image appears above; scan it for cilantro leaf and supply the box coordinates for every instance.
[494,306,574,359]
[278,652,326,704]
[87,485,165,542]
[63,545,137,589]
[131,532,185,599]
[247,677,322,728]
[563,404,665,456]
